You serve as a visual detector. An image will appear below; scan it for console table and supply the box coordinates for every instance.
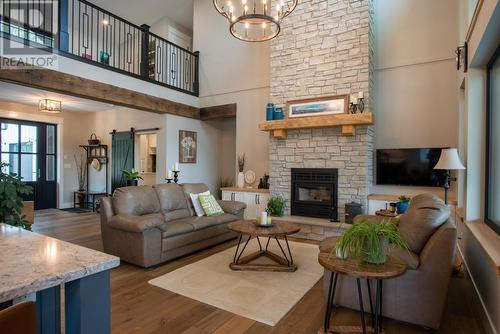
[0,224,119,334]
[73,191,108,212]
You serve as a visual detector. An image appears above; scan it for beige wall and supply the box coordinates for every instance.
[457,1,500,333]
[0,101,92,208]
[193,0,270,182]
[206,118,236,184]
[165,114,225,194]
[89,107,227,195]
[372,0,459,196]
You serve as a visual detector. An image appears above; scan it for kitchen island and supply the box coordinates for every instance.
[0,223,119,334]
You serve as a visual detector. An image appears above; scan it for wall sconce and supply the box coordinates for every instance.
[349,92,365,114]
[455,42,468,72]
[39,99,62,113]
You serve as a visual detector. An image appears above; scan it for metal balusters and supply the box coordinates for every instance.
[1,0,199,96]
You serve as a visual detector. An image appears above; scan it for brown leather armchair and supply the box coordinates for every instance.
[320,194,457,329]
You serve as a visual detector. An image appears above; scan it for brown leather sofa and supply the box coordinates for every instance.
[100,183,246,268]
[320,193,457,329]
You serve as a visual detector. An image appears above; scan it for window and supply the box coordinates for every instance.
[485,45,500,235]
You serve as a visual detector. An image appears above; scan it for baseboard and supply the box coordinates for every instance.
[60,202,73,209]
[457,245,498,334]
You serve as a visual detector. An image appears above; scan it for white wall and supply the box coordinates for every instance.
[372,0,459,196]
[193,0,270,182]
[165,114,223,193]
[89,107,226,194]
[90,107,167,192]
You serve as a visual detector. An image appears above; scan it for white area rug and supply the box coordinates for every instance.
[148,240,323,326]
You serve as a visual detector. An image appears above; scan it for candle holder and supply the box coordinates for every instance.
[349,102,358,114]
[358,97,365,113]
[165,178,173,183]
[173,171,180,184]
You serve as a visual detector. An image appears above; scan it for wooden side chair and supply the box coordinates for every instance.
[0,302,37,334]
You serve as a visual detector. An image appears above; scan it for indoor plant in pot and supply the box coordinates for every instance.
[236,154,245,188]
[123,168,143,186]
[0,162,33,230]
[334,218,408,264]
[396,195,411,214]
[266,196,286,217]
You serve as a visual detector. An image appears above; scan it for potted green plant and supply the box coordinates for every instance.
[334,218,408,264]
[396,195,411,214]
[0,162,33,230]
[266,196,286,217]
[122,169,143,186]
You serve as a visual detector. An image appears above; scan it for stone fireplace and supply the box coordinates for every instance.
[268,0,375,232]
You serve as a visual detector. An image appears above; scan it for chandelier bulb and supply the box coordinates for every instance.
[245,22,250,29]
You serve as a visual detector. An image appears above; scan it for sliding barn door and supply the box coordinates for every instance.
[111,132,134,192]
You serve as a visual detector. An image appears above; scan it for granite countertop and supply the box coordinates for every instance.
[0,223,120,303]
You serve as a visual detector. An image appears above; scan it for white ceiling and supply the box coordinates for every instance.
[90,0,194,31]
[0,81,116,113]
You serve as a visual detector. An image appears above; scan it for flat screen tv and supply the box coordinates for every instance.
[376,148,445,187]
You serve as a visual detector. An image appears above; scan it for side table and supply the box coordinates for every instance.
[318,253,407,334]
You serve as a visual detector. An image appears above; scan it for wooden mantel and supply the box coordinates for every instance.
[258,112,374,138]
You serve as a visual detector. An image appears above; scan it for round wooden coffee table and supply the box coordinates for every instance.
[227,220,301,272]
[318,253,407,334]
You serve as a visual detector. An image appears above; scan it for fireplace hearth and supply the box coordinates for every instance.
[291,168,339,221]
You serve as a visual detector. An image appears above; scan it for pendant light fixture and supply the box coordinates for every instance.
[213,0,298,42]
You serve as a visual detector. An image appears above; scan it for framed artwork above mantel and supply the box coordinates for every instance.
[285,95,349,119]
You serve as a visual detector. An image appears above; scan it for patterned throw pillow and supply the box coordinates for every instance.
[198,194,224,216]
[189,190,210,217]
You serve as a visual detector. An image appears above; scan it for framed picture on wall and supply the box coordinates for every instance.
[286,95,349,118]
[179,130,197,163]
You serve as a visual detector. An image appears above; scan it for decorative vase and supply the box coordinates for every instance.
[363,236,389,264]
[237,172,245,188]
[274,107,284,120]
[99,51,110,65]
[266,103,275,121]
[77,190,86,208]
[396,201,409,214]
[126,180,138,186]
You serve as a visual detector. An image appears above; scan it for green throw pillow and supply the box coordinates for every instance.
[198,194,224,216]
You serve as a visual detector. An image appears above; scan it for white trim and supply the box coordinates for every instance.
[0,109,65,209]
[457,245,498,334]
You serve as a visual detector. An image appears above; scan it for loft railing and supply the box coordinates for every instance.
[0,0,200,96]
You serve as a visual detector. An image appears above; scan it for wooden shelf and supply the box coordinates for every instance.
[258,112,374,138]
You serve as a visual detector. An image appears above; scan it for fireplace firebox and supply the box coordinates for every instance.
[291,168,339,221]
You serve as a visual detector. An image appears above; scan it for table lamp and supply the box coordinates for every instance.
[433,148,466,205]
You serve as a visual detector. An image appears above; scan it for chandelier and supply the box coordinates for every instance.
[213,0,298,42]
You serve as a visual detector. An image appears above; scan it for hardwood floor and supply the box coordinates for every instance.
[33,209,485,334]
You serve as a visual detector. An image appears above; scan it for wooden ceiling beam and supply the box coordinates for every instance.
[0,63,200,119]
[200,103,237,120]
